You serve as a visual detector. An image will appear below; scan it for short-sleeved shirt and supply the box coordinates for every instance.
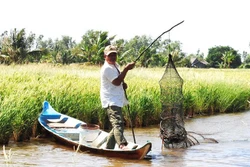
[100,61,128,108]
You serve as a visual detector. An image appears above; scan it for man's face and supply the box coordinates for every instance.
[105,52,117,64]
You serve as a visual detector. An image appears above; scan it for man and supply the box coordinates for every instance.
[100,45,135,150]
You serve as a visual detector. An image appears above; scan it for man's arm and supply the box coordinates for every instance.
[112,62,135,86]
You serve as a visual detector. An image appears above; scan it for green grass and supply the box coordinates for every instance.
[0,64,249,144]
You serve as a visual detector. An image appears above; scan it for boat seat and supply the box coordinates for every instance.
[91,131,108,148]
[46,117,68,123]
[75,123,82,128]
[48,122,82,128]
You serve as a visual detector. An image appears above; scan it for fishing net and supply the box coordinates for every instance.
[159,54,218,148]
[159,54,188,148]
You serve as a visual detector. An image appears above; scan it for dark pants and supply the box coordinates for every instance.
[106,106,128,149]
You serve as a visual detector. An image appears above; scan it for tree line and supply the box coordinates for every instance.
[1,28,250,68]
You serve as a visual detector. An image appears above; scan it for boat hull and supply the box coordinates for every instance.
[50,132,151,159]
[38,101,152,160]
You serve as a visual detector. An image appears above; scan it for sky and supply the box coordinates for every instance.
[1,0,250,56]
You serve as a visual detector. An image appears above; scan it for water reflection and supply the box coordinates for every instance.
[1,110,250,167]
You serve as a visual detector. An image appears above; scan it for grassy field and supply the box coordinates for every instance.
[0,64,250,144]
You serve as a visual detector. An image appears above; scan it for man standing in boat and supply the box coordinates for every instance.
[100,45,135,150]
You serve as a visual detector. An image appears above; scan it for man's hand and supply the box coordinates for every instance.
[125,62,135,71]
[112,62,135,86]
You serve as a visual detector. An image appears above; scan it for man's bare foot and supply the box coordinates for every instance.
[119,144,129,150]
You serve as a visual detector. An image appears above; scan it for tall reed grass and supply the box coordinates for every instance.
[181,68,250,115]
[0,64,249,144]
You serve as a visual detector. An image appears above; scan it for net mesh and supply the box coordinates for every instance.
[159,54,188,148]
[159,54,218,148]
[151,21,219,148]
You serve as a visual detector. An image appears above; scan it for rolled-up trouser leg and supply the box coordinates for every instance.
[106,106,127,149]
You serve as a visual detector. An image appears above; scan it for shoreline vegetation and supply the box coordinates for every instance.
[0,64,250,144]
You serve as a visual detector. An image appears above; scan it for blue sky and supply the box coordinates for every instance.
[1,0,250,56]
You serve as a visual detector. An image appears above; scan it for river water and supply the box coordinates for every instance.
[1,110,250,167]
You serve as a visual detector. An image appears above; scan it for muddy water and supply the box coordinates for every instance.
[1,110,250,167]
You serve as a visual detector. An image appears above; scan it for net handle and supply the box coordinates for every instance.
[134,20,184,62]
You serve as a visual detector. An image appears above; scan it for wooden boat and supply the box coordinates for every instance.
[38,101,152,160]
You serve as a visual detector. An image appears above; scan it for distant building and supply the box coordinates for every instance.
[190,57,209,68]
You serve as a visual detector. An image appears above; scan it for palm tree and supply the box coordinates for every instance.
[0,28,46,64]
[79,30,114,64]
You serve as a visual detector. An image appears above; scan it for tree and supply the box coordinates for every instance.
[122,35,165,67]
[221,51,235,68]
[49,36,76,64]
[206,46,241,68]
[121,35,151,66]
[161,40,186,67]
[0,29,47,64]
[78,30,114,65]
[0,28,27,63]
[241,54,250,68]
[245,54,250,63]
